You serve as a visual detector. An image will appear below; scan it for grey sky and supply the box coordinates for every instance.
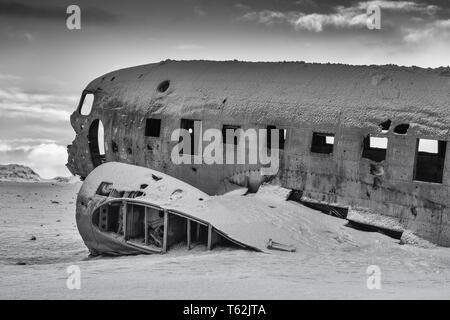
[0,0,449,177]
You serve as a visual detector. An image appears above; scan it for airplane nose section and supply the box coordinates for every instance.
[75,188,100,255]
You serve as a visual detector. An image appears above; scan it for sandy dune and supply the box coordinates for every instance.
[1,181,450,299]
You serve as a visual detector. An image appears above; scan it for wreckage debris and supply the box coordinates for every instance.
[67,60,450,246]
[76,162,319,256]
[346,220,403,240]
[266,239,296,252]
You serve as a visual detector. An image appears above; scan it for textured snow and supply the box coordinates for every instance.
[82,162,364,251]
[2,179,450,299]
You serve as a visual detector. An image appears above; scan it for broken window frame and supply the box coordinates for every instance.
[379,120,392,134]
[362,135,388,162]
[413,138,446,184]
[145,118,162,137]
[78,90,95,116]
[310,132,335,154]
[393,124,410,135]
[92,200,242,253]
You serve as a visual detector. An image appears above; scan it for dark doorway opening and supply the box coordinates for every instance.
[88,119,106,168]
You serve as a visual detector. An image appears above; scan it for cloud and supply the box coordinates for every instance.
[0,1,118,24]
[234,3,252,11]
[239,7,367,32]
[0,142,69,178]
[292,8,368,32]
[0,83,75,178]
[240,10,293,26]
[0,73,22,81]
[0,87,76,121]
[0,138,56,151]
[357,1,438,13]
[0,71,78,178]
[0,1,62,19]
[403,18,450,42]
[27,143,69,178]
[238,0,442,32]
[194,6,206,17]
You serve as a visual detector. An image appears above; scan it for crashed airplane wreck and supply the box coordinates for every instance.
[77,162,302,255]
[68,60,450,252]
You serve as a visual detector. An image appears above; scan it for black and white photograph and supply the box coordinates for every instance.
[1,0,450,305]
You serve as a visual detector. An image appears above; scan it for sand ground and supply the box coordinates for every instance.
[1,181,450,299]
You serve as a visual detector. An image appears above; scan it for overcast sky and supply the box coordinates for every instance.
[0,0,449,178]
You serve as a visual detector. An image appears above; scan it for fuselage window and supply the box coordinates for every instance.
[222,125,241,145]
[379,120,391,133]
[394,124,409,134]
[414,139,446,183]
[157,80,170,93]
[145,118,161,137]
[362,135,387,162]
[267,125,286,150]
[311,132,334,154]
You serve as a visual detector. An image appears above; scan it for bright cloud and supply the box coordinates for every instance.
[0,142,70,179]
[357,1,438,13]
[0,87,76,121]
[239,7,367,32]
[403,19,450,43]
[292,8,368,32]
[0,82,76,178]
[239,0,441,32]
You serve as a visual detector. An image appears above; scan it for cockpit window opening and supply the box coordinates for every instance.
[79,91,95,116]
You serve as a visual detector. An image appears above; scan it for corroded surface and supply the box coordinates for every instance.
[68,60,450,246]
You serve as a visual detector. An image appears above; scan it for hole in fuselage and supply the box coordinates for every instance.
[379,119,391,133]
[111,141,118,153]
[157,80,170,93]
[88,119,106,168]
[394,124,409,134]
[91,201,246,254]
